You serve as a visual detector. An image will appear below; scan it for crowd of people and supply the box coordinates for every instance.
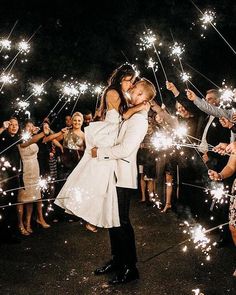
[0,63,236,281]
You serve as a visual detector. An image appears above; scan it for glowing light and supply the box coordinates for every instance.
[31,83,46,96]
[180,72,191,82]
[94,85,103,94]
[152,132,173,150]
[147,58,158,72]
[0,39,11,50]
[38,178,48,191]
[219,85,235,108]
[18,40,30,54]
[0,73,17,84]
[170,42,185,58]
[21,131,31,142]
[210,185,227,204]
[79,82,89,94]
[61,82,79,98]
[200,10,216,30]
[137,29,156,51]
[18,100,29,110]
[174,125,188,138]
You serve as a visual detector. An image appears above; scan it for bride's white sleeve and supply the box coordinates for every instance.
[97,114,148,161]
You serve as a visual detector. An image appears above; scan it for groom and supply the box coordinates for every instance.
[91,78,156,284]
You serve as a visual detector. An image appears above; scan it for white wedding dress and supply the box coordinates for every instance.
[54,109,121,228]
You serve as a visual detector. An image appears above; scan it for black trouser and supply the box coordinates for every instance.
[109,187,137,268]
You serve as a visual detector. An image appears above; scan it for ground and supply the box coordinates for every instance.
[0,197,236,295]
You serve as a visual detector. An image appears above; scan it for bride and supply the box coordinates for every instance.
[54,64,148,231]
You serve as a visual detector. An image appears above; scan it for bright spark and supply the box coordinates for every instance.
[18,40,30,54]
[200,10,216,30]
[180,72,191,82]
[0,73,17,84]
[0,39,11,50]
[137,29,157,51]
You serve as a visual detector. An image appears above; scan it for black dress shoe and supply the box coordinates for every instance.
[109,266,139,285]
[94,260,119,275]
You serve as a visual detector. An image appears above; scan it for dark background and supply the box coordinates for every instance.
[0,0,235,126]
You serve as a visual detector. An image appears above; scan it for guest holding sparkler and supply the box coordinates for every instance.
[44,112,85,177]
[17,120,51,235]
[0,118,21,243]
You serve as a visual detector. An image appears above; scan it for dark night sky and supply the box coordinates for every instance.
[0,0,235,123]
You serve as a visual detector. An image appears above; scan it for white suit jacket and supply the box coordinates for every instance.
[97,110,148,189]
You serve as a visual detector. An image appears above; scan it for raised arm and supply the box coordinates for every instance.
[186,89,232,120]
[43,128,68,143]
[151,100,178,129]
[20,131,46,148]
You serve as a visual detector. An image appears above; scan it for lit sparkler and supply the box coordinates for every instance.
[0,73,17,85]
[170,42,185,59]
[200,10,216,30]
[180,72,191,83]
[137,29,156,51]
[209,184,228,204]
[31,83,46,96]
[147,58,158,72]
[18,40,30,54]
[21,131,31,142]
[0,39,11,50]
[219,84,235,108]
[17,99,29,110]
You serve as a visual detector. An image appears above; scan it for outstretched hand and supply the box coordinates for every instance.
[186,89,197,101]
[219,117,233,129]
[213,142,228,155]
[166,81,179,97]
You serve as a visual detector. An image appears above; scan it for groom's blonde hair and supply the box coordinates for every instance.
[138,78,156,101]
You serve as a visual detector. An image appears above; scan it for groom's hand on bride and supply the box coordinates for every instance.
[91,147,98,158]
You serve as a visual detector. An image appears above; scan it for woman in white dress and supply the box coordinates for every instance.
[54,64,148,232]
[17,121,51,235]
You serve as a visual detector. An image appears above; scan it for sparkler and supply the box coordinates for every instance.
[191,1,236,55]
[0,21,18,54]
[147,57,163,104]
[219,84,235,109]
[200,10,216,30]
[0,39,11,51]
[17,40,30,54]
[180,72,191,83]
[192,288,204,295]
[170,41,189,89]
[138,28,168,81]
[0,73,17,85]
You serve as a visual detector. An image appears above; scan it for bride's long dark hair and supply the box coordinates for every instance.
[95,64,136,120]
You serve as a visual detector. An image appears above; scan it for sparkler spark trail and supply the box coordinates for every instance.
[191,0,236,55]
[0,73,17,85]
[180,72,191,83]
[219,84,235,108]
[138,28,168,81]
[200,10,216,30]
[0,39,11,51]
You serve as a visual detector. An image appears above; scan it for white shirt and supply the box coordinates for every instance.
[198,115,215,153]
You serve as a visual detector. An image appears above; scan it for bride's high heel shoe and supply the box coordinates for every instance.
[18,225,30,236]
[86,223,98,233]
[161,203,172,213]
[36,219,51,229]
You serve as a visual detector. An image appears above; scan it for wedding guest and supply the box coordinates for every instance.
[17,120,50,235]
[0,118,21,243]
[44,112,85,177]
